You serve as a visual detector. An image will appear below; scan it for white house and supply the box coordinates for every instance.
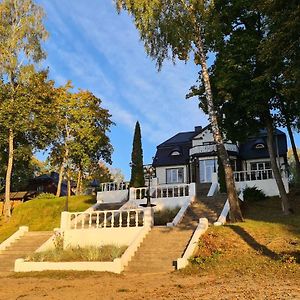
[152,125,289,196]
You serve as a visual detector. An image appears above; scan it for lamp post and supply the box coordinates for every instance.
[140,165,156,207]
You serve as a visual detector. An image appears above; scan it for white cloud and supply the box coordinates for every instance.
[38,0,209,148]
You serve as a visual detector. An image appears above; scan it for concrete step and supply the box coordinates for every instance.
[0,231,54,272]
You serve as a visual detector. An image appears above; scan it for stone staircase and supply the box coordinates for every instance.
[187,194,227,224]
[94,201,125,211]
[125,189,227,274]
[196,183,211,196]
[124,226,194,273]
[0,231,53,273]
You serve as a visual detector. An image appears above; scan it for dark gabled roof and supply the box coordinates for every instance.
[157,131,195,147]
[153,144,191,167]
[239,130,287,160]
[153,125,210,167]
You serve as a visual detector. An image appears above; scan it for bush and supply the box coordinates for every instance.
[243,186,267,202]
[35,193,57,200]
[26,244,127,262]
[154,206,180,225]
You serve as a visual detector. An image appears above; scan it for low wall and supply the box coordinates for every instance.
[167,197,194,227]
[96,190,128,204]
[177,218,208,269]
[15,258,123,274]
[0,226,28,251]
[235,177,289,197]
[63,227,143,248]
[126,196,190,211]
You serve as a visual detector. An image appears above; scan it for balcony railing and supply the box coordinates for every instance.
[234,169,274,182]
[190,143,238,156]
[99,182,129,192]
[130,183,191,200]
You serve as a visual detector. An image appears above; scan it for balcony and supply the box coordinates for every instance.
[189,143,238,156]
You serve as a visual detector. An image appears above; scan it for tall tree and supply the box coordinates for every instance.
[0,71,57,217]
[0,0,48,218]
[117,0,243,221]
[198,0,294,214]
[130,121,145,187]
[51,87,114,197]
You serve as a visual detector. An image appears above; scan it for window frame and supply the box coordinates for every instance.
[166,167,184,184]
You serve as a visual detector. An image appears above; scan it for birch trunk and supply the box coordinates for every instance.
[195,36,243,222]
[67,168,71,198]
[4,128,14,218]
[286,122,300,181]
[76,169,81,195]
[56,162,65,197]
[265,118,291,214]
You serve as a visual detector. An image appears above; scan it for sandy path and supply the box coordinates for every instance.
[0,271,299,300]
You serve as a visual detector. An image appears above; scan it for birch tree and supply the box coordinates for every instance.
[0,0,48,218]
[116,0,243,221]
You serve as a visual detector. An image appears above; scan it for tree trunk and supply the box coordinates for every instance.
[4,128,14,219]
[195,36,243,222]
[56,162,65,197]
[67,168,71,198]
[265,118,291,214]
[76,169,81,195]
[286,122,300,181]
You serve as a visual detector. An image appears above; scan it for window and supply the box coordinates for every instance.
[250,161,272,180]
[250,161,271,171]
[255,143,265,149]
[170,151,180,156]
[166,168,184,184]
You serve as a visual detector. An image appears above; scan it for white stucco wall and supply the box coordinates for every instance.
[192,128,214,147]
[155,165,188,184]
[63,227,143,248]
[236,176,289,197]
[96,190,128,203]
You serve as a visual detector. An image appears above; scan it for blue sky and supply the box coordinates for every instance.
[36,0,299,180]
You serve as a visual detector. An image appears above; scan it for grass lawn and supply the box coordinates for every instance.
[184,193,300,280]
[0,195,95,243]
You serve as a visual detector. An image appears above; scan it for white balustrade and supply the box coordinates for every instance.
[100,181,129,192]
[234,169,274,182]
[190,143,238,156]
[130,184,190,200]
[62,209,145,230]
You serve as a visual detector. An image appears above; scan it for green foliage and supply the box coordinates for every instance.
[243,187,267,202]
[0,195,95,243]
[35,193,57,200]
[217,156,226,193]
[130,121,145,187]
[154,206,180,226]
[49,86,114,192]
[26,244,127,262]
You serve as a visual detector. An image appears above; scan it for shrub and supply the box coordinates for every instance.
[243,186,267,202]
[154,206,180,225]
[35,193,57,200]
[26,244,127,262]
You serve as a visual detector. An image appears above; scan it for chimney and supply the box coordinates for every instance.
[194,126,202,133]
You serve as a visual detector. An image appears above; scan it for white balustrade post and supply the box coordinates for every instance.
[143,207,154,227]
[189,183,196,196]
[60,211,70,230]
[129,187,136,200]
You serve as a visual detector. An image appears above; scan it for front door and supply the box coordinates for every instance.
[199,159,216,183]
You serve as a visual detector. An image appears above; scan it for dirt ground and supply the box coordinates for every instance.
[0,270,299,300]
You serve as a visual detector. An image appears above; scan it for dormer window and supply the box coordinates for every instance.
[170,150,180,156]
[255,143,265,149]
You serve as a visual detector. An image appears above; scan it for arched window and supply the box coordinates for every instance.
[170,150,181,156]
[255,143,265,149]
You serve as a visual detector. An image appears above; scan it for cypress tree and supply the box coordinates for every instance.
[130,121,145,187]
